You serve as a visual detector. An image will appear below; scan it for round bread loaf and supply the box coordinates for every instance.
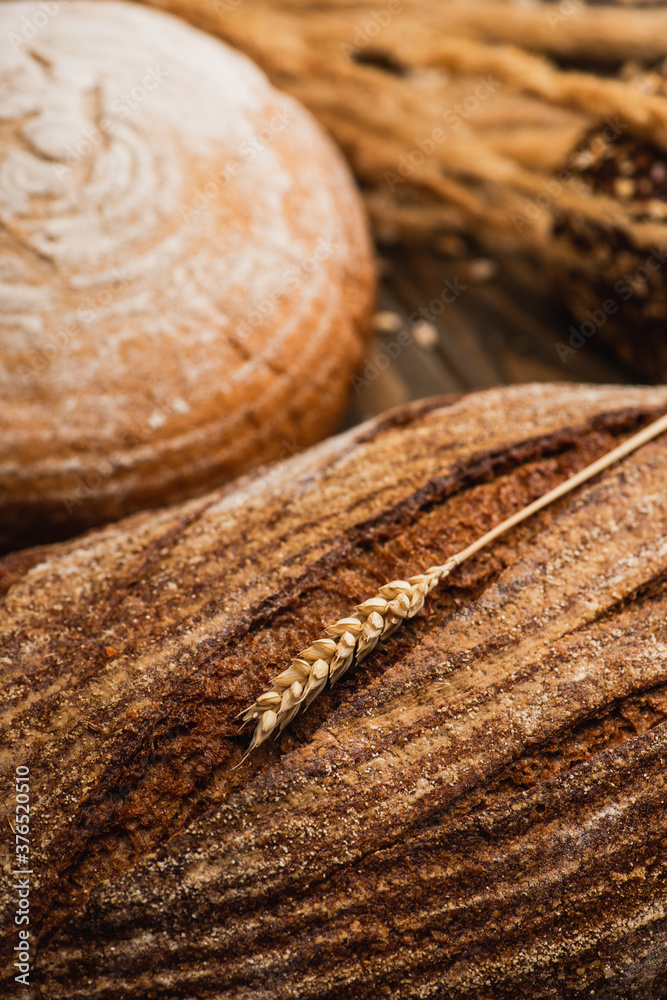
[2,383,667,998]
[0,0,375,551]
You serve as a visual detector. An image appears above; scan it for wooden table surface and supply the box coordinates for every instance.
[347,238,634,427]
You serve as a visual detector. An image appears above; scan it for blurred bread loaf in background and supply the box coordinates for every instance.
[0,0,375,551]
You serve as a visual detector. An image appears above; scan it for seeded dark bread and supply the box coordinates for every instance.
[2,383,667,998]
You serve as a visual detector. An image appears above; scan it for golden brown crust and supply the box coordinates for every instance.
[2,383,667,997]
[0,0,375,551]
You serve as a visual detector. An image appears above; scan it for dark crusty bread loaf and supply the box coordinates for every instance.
[3,383,667,998]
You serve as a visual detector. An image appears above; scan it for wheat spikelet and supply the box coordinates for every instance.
[241,410,667,753]
[240,560,458,751]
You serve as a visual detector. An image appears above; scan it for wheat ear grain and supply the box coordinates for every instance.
[241,411,667,753]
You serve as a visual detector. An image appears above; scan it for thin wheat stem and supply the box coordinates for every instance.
[241,411,667,753]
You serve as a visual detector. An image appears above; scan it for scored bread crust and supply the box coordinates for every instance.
[2,383,667,998]
[0,0,375,550]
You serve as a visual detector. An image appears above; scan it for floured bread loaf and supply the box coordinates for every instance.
[2,383,667,998]
[0,0,374,550]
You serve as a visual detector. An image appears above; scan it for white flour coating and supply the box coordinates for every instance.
[0,0,367,477]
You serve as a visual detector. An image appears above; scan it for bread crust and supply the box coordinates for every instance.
[2,383,667,997]
[0,0,375,550]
